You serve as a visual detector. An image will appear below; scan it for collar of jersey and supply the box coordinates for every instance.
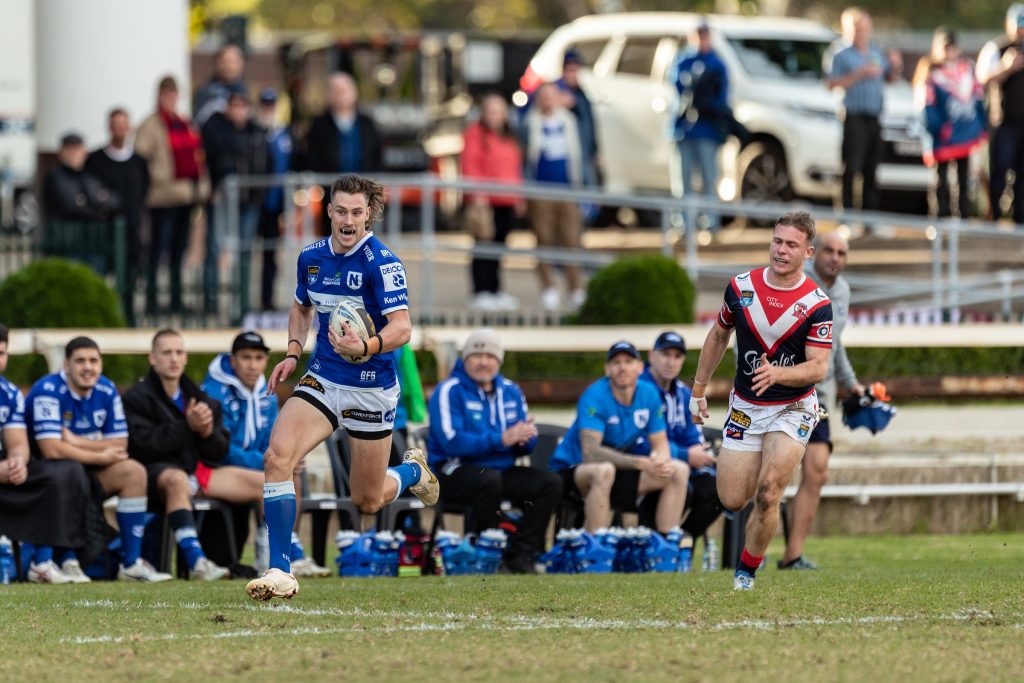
[331,231,374,258]
[761,267,805,292]
[59,369,94,400]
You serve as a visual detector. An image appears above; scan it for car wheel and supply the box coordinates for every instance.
[736,141,793,227]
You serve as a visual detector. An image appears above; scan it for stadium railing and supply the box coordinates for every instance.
[13,322,1023,374]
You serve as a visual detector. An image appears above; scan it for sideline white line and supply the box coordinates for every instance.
[57,608,1022,645]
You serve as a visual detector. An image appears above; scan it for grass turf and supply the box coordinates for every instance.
[1,533,1022,682]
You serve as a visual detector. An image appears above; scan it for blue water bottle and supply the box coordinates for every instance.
[0,535,14,585]
[678,532,693,573]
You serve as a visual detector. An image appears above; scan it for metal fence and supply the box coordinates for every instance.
[4,173,1022,329]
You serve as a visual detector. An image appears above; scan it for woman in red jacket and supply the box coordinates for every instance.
[461,94,524,311]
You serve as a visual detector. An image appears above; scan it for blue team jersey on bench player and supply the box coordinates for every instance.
[25,371,128,445]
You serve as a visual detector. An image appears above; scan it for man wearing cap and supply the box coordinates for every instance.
[427,329,561,573]
[202,331,331,578]
[637,332,722,539]
[557,49,600,223]
[42,132,121,272]
[123,329,231,580]
[549,341,689,534]
[978,4,1024,225]
[255,88,293,311]
[670,20,730,233]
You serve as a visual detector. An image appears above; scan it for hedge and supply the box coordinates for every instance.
[576,254,695,325]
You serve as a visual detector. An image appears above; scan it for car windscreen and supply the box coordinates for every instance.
[725,37,829,80]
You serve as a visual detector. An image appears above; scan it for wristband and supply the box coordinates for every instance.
[361,339,368,357]
[285,354,299,363]
[374,333,384,354]
[288,338,303,350]
[693,379,708,386]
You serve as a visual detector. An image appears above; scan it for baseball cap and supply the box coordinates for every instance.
[259,87,278,105]
[60,132,84,147]
[462,328,504,363]
[563,48,584,66]
[653,331,687,354]
[696,18,711,33]
[231,331,270,354]
[606,341,641,362]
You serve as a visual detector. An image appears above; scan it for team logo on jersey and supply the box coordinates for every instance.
[816,323,833,339]
[725,425,745,440]
[346,271,363,289]
[0,407,9,422]
[384,408,396,424]
[729,408,751,428]
[793,302,808,320]
[380,263,406,292]
[297,375,326,394]
[311,359,321,372]
[342,408,383,423]
[93,410,106,426]
[633,408,650,429]
[739,290,754,308]
[797,422,810,438]
[307,265,320,285]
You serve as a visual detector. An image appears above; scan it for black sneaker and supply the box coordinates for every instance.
[501,553,538,575]
[777,556,818,570]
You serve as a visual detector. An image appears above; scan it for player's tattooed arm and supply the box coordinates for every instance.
[580,429,644,470]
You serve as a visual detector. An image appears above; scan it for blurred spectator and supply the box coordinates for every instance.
[522,82,584,312]
[461,93,524,312]
[256,87,291,312]
[548,341,689,534]
[86,109,150,325]
[670,21,731,233]
[122,329,231,581]
[42,132,120,273]
[427,329,561,573]
[977,4,1024,224]
[135,75,209,316]
[201,331,330,577]
[194,44,247,129]
[637,332,722,539]
[303,72,382,230]
[913,29,986,218]
[201,89,268,314]
[826,9,902,216]
[557,50,601,224]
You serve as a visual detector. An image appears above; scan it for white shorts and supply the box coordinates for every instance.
[292,371,400,437]
[721,390,820,452]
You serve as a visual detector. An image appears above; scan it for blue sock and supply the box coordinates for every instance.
[32,545,52,565]
[264,482,297,572]
[116,497,147,567]
[168,508,205,570]
[289,532,306,562]
[388,462,421,496]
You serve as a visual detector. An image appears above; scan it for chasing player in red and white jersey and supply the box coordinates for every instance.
[689,210,832,590]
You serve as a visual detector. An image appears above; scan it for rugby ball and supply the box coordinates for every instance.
[329,300,376,364]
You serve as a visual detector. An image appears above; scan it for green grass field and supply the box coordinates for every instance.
[1,533,1022,682]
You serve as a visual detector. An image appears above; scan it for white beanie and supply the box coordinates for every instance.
[462,328,504,363]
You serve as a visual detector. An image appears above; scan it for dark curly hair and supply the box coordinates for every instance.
[330,174,387,225]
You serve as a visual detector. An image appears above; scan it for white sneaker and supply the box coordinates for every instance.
[733,569,755,591]
[541,288,560,311]
[118,558,173,583]
[470,292,501,312]
[291,556,333,578]
[60,559,92,584]
[189,556,230,581]
[570,288,587,308]
[493,291,520,311]
[246,568,299,601]
[403,447,439,506]
[28,560,73,585]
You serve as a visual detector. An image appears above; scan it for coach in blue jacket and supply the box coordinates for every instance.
[427,329,562,574]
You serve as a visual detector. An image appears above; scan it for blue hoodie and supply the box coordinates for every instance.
[638,367,705,464]
[201,353,278,470]
[426,359,536,470]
